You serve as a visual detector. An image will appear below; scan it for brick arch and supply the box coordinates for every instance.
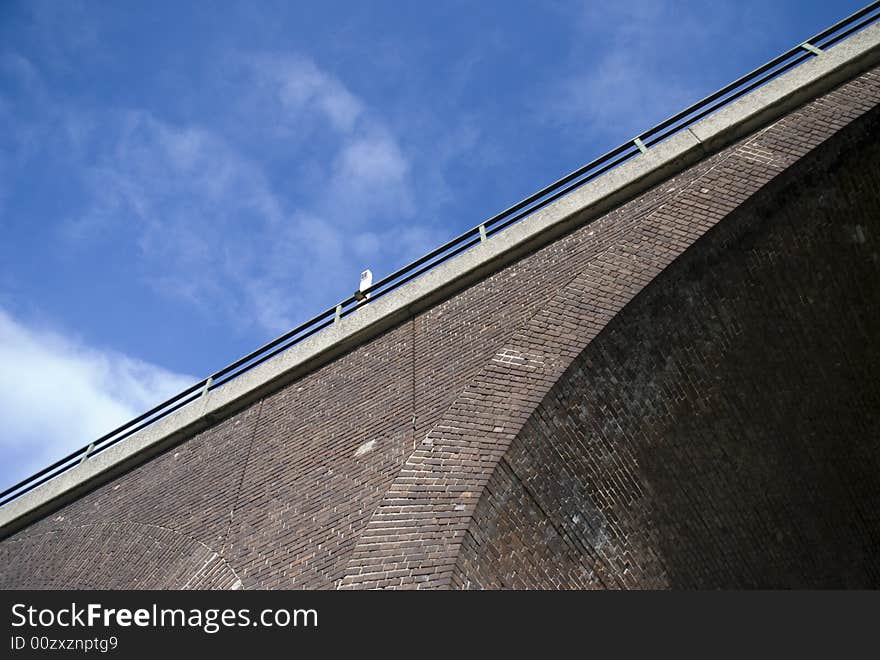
[0,520,242,589]
[337,70,880,589]
[452,103,880,589]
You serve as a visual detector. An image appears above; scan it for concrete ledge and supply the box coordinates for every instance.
[3,22,880,538]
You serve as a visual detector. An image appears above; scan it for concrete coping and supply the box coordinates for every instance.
[3,22,880,538]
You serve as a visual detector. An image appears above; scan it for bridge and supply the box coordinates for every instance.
[2,5,880,589]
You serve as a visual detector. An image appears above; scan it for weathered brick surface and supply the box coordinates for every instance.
[339,68,880,589]
[1,65,879,589]
[0,522,242,589]
[453,103,880,588]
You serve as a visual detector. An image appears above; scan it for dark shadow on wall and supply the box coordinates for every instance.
[456,106,880,589]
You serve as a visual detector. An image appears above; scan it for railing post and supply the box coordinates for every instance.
[478,224,488,242]
[79,443,95,465]
[800,41,823,56]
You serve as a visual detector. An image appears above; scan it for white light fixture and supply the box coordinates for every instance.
[355,269,372,301]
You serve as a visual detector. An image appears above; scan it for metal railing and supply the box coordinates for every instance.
[2,1,879,509]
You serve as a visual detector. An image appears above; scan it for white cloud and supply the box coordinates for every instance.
[61,53,436,336]
[0,47,444,343]
[0,308,194,491]
[229,54,366,141]
[325,129,414,221]
[338,134,409,182]
[542,1,753,142]
[271,56,364,133]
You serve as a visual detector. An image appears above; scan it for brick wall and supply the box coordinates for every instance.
[452,103,880,588]
[1,65,879,590]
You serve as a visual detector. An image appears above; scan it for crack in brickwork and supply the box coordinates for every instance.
[221,398,264,556]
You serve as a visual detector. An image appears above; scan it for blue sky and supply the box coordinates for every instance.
[0,0,867,491]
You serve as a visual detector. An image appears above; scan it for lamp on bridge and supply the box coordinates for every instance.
[354,269,372,302]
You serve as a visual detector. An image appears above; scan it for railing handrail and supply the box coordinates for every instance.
[2,1,879,508]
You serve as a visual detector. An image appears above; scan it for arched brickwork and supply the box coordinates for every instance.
[2,66,879,591]
[337,69,880,589]
[452,104,880,589]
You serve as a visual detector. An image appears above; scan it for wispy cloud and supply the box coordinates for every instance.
[0,50,444,498]
[242,53,365,135]
[0,308,194,490]
[541,1,762,144]
[0,52,52,174]
[57,53,437,335]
